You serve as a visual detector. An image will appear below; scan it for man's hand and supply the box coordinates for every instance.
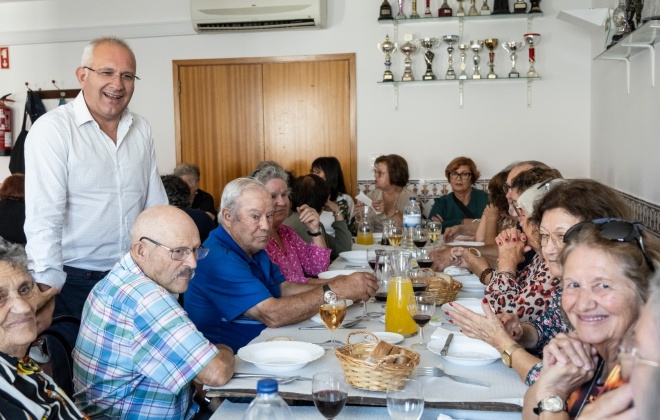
[329,272,377,302]
[33,283,59,334]
[430,246,453,271]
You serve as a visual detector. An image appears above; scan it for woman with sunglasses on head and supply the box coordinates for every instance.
[522,218,659,419]
[448,179,634,385]
[310,157,354,237]
[354,154,415,232]
[429,157,489,233]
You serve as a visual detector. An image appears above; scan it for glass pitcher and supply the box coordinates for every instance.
[385,251,418,337]
[356,205,374,245]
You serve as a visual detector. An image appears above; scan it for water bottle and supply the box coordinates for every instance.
[402,197,421,251]
[242,378,293,419]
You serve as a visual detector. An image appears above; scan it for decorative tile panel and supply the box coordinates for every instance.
[620,192,660,239]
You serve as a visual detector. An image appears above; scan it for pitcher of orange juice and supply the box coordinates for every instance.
[385,251,417,337]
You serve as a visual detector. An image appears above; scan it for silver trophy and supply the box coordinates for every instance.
[470,40,484,79]
[418,37,442,80]
[443,35,459,79]
[502,41,527,78]
[480,0,491,15]
[396,0,407,18]
[468,0,479,16]
[456,0,466,16]
[400,34,420,81]
[484,38,499,78]
[378,34,398,82]
[458,43,469,80]
[523,33,541,78]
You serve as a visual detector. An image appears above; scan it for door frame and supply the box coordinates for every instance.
[172,53,358,197]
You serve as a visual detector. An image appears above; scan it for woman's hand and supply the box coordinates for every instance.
[33,284,59,334]
[443,225,460,243]
[500,313,524,340]
[495,227,528,270]
[297,204,321,232]
[371,199,384,214]
[543,333,598,371]
[447,298,516,351]
[323,199,340,215]
[482,204,500,220]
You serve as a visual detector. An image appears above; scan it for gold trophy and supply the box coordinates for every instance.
[468,0,479,16]
[378,34,398,82]
[484,38,499,79]
[480,0,491,15]
[400,34,419,81]
[456,0,466,16]
[411,0,420,18]
[458,43,469,80]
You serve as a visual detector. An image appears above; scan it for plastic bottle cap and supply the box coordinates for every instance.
[256,378,278,394]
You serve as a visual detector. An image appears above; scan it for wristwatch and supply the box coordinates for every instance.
[501,343,523,368]
[533,395,567,414]
[322,284,337,303]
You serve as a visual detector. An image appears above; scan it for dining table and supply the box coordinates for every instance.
[208,245,527,419]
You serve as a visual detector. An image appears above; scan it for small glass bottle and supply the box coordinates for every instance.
[242,379,293,420]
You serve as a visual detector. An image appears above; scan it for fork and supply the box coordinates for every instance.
[416,365,490,387]
[232,373,309,384]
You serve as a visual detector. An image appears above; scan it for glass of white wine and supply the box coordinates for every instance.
[427,222,442,248]
[319,300,347,349]
[388,226,403,247]
[387,379,424,420]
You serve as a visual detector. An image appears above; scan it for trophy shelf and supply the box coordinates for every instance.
[594,19,660,94]
[378,12,543,25]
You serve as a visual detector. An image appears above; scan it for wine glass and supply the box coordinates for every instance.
[387,379,424,420]
[426,222,442,248]
[415,247,434,270]
[312,371,348,419]
[319,300,347,349]
[388,227,403,247]
[412,227,428,259]
[408,269,429,294]
[407,292,435,350]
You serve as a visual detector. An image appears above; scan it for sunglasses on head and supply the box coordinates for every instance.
[564,218,655,272]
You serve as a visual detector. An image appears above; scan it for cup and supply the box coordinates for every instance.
[387,379,424,420]
[501,41,527,78]
[378,34,398,82]
[399,34,419,81]
[484,38,499,79]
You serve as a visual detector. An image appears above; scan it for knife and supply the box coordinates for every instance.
[298,324,365,330]
[440,333,454,356]
[444,373,490,388]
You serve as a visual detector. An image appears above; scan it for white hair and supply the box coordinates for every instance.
[219,178,268,226]
[80,36,135,67]
[517,179,566,217]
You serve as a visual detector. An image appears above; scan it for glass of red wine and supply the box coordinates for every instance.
[412,228,428,257]
[312,371,348,419]
[416,248,434,270]
[407,292,436,350]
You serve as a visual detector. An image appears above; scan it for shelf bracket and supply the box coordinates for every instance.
[527,16,533,32]
[601,56,631,94]
[458,80,464,109]
[458,17,464,39]
[527,79,533,108]
[393,19,399,41]
[621,42,655,88]
[393,82,399,111]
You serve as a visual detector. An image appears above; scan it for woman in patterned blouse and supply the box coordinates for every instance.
[448,179,633,385]
[0,240,88,420]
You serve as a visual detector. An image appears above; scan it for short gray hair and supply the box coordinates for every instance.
[81,36,135,67]
[251,165,289,185]
[517,179,566,216]
[0,239,29,273]
[173,163,201,184]
[220,178,268,226]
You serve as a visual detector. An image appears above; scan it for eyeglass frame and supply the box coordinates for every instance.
[618,328,660,381]
[373,168,389,177]
[539,231,565,247]
[139,236,209,261]
[563,218,656,272]
[449,171,472,180]
[83,66,141,83]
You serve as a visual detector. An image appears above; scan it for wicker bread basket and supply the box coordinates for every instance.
[425,274,463,305]
[335,331,420,391]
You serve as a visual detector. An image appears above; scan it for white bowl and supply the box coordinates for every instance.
[445,241,485,247]
[427,334,500,367]
[339,250,369,263]
[238,341,324,373]
[364,331,404,344]
[441,298,486,315]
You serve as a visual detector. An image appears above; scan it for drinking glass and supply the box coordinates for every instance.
[388,227,403,247]
[407,292,435,350]
[319,300,347,349]
[415,247,434,270]
[387,379,424,420]
[408,269,429,294]
[427,222,442,248]
[312,371,349,419]
[412,227,428,258]
[374,249,392,304]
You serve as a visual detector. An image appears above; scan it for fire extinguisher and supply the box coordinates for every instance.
[0,93,14,156]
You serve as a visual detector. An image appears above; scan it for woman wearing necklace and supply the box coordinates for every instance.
[429,156,489,232]
[355,154,415,232]
[522,219,659,419]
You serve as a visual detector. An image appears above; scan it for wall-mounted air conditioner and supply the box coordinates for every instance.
[191,0,327,32]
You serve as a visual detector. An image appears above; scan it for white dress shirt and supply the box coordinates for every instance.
[24,93,167,289]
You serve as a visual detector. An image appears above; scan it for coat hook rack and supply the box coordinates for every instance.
[24,81,79,100]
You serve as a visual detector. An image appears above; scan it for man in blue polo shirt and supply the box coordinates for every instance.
[185,178,377,353]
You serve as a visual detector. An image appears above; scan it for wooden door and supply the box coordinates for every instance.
[173,54,356,206]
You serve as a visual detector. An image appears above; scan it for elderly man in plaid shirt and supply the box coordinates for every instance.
[72,205,234,419]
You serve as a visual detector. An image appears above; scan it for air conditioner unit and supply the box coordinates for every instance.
[191,0,327,32]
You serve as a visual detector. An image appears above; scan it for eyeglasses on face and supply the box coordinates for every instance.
[540,231,565,247]
[373,168,388,177]
[449,171,472,180]
[84,66,140,84]
[140,237,209,261]
[564,218,655,272]
[618,328,660,382]
[503,183,512,193]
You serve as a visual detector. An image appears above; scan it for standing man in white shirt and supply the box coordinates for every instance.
[24,36,167,330]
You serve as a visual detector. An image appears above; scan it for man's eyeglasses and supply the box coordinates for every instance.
[373,169,388,177]
[449,172,472,180]
[618,328,660,382]
[84,66,140,84]
[564,218,656,272]
[140,237,209,261]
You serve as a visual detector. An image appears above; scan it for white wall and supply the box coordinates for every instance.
[0,0,593,183]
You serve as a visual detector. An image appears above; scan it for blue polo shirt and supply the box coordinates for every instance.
[184,225,285,353]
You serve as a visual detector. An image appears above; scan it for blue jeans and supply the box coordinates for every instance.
[53,266,109,319]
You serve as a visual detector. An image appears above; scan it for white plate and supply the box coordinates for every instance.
[238,341,324,373]
[317,269,369,279]
[440,298,486,315]
[443,266,470,276]
[445,241,485,247]
[427,335,500,367]
[339,250,370,263]
[364,331,404,344]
